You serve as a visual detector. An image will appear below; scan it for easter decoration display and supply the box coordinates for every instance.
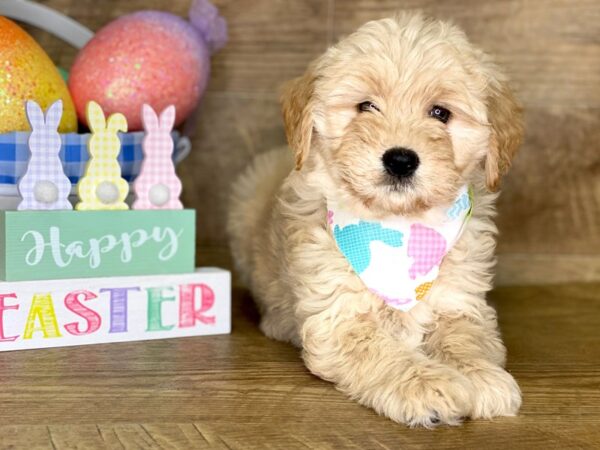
[0,97,230,349]
[0,17,77,133]
[68,0,227,130]
[0,0,231,351]
[17,100,72,211]
[133,105,183,210]
[76,101,129,211]
[0,98,199,282]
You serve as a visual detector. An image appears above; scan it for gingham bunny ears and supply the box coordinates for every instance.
[26,100,63,131]
[86,101,128,133]
[141,104,176,132]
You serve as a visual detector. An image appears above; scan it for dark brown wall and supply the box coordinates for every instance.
[24,0,600,283]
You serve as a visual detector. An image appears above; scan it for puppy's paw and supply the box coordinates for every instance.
[384,364,474,428]
[259,312,301,346]
[463,360,522,419]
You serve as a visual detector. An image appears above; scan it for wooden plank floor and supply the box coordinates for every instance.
[0,283,598,449]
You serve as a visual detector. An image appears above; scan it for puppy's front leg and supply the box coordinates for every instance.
[300,302,474,427]
[423,302,521,419]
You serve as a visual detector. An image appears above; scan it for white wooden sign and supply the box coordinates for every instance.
[0,268,230,351]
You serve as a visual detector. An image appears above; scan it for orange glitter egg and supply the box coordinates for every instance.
[0,17,77,133]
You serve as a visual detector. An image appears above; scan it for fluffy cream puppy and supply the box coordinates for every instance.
[228,12,523,427]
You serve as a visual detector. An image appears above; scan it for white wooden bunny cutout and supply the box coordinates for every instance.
[133,104,183,209]
[17,100,72,210]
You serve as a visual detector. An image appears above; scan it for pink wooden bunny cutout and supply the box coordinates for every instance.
[18,100,72,210]
[133,104,183,210]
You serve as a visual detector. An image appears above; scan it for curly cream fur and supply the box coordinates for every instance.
[228,12,523,427]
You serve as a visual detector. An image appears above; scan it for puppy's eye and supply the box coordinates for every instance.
[358,101,380,113]
[429,105,451,123]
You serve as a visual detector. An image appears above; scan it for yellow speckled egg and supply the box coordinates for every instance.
[0,17,77,133]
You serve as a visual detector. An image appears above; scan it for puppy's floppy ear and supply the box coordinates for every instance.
[281,68,316,170]
[485,75,524,191]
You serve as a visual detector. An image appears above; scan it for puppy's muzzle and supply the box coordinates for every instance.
[382,147,420,179]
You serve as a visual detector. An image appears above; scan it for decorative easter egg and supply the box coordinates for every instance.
[0,17,77,133]
[68,0,227,131]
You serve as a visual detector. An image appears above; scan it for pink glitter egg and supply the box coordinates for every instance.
[69,2,227,131]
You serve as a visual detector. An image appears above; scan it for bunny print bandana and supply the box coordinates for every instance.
[327,186,472,312]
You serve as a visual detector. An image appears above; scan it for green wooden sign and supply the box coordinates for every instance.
[0,210,195,281]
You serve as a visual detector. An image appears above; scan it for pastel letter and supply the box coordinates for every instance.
[146,287,175,331]
[23,293,62,339]
[179,283,216,327]
[22,230,46,266]
[64,290,102,336]
[100,287,140,333]
[0,293,19,342]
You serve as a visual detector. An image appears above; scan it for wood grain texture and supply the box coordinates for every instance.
[177,92,287,252]
[498,109,600,254]
[332,0,600,107]
[196,248,600,288]
[0,284,598,448]
[496,253,600,286]
[207,0,332,94]
[13,0,600,282]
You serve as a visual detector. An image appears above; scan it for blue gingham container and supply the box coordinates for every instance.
[0,1,193,208]
[0,130,190,208]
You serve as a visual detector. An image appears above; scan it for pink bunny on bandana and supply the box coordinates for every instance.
[133,104,183,210]
[407,224,447,280]
[18,100,72,211]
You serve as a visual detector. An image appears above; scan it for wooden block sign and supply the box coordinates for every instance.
[0,210,195,281]
[0,268,231,352]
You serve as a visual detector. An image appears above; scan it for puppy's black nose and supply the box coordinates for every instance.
[382,147,420,179]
